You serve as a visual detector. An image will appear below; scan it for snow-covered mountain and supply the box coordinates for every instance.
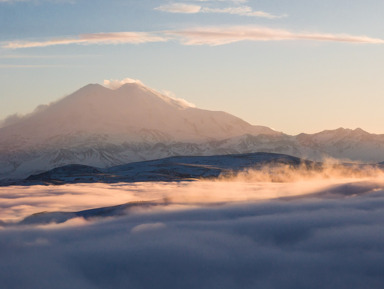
[1,81,384,180]
[0,82,279,179]
[296,128,384,162]
[0,82,277,148]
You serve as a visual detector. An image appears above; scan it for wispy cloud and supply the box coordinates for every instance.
[3,27,384,49]
[194,0,249,3]
[201,6,284,18]
[0,54,99,58]
[155,3,201,14]
[0,64,78,68]
[155,2,282,18]
[168,26,384,46]
[0,0,75,3]
[3,32,167,49]
[161,89,196,108]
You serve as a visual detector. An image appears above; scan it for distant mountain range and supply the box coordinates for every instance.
[1,81,384,180]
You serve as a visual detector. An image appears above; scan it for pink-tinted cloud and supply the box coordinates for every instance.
[4,32,167,49]
[202,6,284,18]
[155,2,282,18]
[155,3,201,13]
[195,0,248,3]
[168,26,384,46]
[0,0,74,3]
[3,27,384,49]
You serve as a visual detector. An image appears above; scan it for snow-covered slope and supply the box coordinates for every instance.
[0,82,280,179]
[0,83,277,148]
[1,81,384,180]
[296,128,384,162]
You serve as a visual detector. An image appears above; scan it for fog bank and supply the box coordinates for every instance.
[1,174,384,289]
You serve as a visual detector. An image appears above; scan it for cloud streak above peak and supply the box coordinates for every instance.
[3,26,384,49]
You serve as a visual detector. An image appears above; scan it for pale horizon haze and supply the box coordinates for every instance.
[1,0,384,135]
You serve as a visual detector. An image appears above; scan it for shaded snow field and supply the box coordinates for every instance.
[1,170,384,289]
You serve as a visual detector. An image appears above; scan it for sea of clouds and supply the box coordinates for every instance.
[1,172,384,288]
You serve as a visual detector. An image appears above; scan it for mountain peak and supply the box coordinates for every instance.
[353,127,368,134]
[0,80,279,149]
[78,83,107,92]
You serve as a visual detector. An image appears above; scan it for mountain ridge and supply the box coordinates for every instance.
[1,82,384,180]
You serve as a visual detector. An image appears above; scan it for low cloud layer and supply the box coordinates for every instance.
[1,177,384,289]
[2,163,384,222]
[0,104,48,128]
[3,26,384,49]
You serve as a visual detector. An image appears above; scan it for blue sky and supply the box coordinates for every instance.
[1,0,384,134]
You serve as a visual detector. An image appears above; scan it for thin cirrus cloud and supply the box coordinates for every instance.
[155,2,283,18]
[195,0,249,2]
[155,3,202,14]
[3,27,384,49]
[168,26,384,46]
[0,0,75,3]
[0,64,77,68]
[3,32,167,49]
[202,6,285,18]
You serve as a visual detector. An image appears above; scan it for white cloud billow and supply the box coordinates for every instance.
[161,89,196,108]
[102,77,195,107]
[103,78,144,90]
